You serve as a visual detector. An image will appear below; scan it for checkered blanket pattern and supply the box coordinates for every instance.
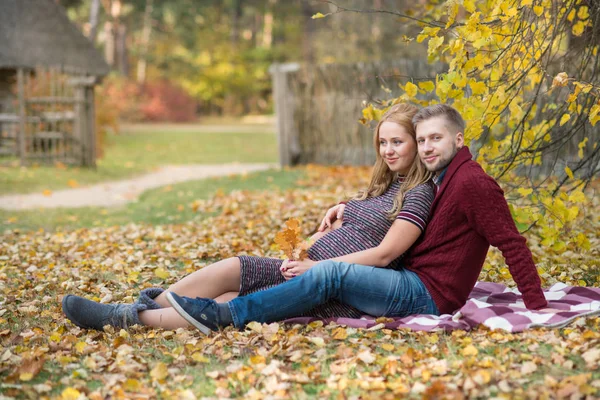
[284,282,600,332]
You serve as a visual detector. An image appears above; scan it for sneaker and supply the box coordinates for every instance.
[62,295,145,330]
[165,292,220,335]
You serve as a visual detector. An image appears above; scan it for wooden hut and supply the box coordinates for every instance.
[0,0,110,167]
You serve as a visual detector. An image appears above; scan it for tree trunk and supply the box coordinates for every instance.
[116,24,129,76]
[230,0,243,45]
[104,20,115,66]
[88,0,101,44]
[262,0,275,48]
[136,0,153,83]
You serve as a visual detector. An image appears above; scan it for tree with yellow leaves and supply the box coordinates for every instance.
[320,0,598,255]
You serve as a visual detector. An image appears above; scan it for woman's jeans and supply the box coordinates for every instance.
[228,260,439,328]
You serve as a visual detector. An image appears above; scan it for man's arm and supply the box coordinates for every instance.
[461,169,547,310]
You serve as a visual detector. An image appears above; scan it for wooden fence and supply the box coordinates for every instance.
[270,61,599,179]
[0,67,98,167]
[270,60,444,166]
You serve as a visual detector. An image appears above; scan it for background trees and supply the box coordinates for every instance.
[57,0,427,117]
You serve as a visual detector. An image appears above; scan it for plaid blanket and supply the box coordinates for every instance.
[284,282,600,333]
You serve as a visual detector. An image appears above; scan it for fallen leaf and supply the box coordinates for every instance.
[150,362,169,381]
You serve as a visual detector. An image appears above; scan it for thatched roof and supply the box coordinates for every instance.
[0,0,110,77]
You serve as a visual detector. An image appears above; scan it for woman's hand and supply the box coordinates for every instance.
[281,259,317,280]
[318,204,346,232]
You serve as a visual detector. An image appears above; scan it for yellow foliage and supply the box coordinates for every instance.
[404,81,419,98]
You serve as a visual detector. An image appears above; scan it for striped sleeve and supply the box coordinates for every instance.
[396,182,435,232]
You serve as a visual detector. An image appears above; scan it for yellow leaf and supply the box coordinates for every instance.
[250,355,266,365]
[150,362,169,381]
[473,369,492,384]
[533,6,543,16]
[192,352,210,363]
[470,81,487,95]
[311,12,328,19]
[428,36,445,56]
[577,6,589,20]
[381,343,395,352]
[572,21,586,36]
[42,189,52,197]
[417,27,440,43]
[418,81,435,92]
[404,82,418,97]
[559,114,571,126]
[154,268,170,280]
[124,378,142,392]
[462,344,479,356]
[463,0,476,12]
[61,388,82,400]
[565,166,574,179]
[521,0,532,5]
[567,8,576,22]
[589,104,600,126]
[20,372,34,381]
[331,327,348,340]
[75,341,87,354]
[517,188,533,196]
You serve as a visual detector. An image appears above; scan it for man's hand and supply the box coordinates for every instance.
[318,204,346,232]
[281,259,317,280]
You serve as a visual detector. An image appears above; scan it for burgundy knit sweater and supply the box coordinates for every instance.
[405,147,548,314]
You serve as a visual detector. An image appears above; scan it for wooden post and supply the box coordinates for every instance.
[269,63,300,167]
[74,83,85,165]
[70,76,97,167]
[86,85,97,168]
[17,69,27,165]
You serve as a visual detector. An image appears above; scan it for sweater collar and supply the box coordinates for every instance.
[430,146,473,209]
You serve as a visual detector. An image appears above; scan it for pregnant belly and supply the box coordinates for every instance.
[307,226,381,261]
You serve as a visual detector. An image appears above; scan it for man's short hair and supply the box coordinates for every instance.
[412,104,466,134]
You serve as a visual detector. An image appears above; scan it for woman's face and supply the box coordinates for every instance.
[378,121,417,175]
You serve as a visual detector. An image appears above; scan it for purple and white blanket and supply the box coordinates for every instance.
[284,282,600,333]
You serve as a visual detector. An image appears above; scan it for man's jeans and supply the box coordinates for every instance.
[228,261,439,328]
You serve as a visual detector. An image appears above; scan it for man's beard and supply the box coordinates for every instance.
[428,143,458,173]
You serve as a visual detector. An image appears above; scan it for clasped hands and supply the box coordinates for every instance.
[280,258,318,280]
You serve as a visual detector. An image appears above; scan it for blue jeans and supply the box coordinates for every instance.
[228,261,439,328]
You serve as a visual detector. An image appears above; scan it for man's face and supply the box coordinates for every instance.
[415,116,464,174]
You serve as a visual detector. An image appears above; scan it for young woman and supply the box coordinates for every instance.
[62,103,435,331]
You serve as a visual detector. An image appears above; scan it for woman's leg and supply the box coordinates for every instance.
[152,257,242,308]
[137,291,241,329]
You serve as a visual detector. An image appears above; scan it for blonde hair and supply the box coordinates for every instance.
[354,103,432,219]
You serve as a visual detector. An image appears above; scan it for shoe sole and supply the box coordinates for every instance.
[165,292,212,336]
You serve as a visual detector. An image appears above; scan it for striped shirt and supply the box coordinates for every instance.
[307,179,435,269]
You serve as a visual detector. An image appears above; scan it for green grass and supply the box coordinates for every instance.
[0,123,277,195]
[0,168,304,232]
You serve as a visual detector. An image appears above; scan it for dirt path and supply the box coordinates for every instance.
[0,163,276,210]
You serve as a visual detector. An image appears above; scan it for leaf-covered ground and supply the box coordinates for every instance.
[1,166,599,399]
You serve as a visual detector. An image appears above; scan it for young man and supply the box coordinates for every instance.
[166,104,548,333]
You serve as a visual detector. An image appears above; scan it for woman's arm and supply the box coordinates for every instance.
[283,219,421,278]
